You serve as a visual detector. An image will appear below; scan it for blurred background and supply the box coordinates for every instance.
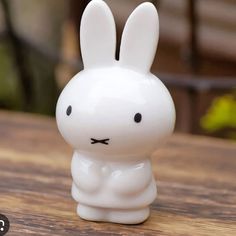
[0,0,235,139]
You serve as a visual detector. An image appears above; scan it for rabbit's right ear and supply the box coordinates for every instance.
[119,3,159,73]
[80,0,116,69]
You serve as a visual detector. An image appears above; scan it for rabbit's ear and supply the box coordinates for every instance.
[80,0,116,69]
[119,3,159,73]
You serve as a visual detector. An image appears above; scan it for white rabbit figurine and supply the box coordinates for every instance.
[56,0,175,224]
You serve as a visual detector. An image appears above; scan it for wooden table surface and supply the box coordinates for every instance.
[0,111,236,236]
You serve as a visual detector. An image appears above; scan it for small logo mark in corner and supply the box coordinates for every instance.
[0,214,10,236]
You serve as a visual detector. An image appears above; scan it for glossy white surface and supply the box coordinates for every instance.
[56,0,175,224]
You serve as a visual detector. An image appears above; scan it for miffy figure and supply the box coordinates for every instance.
[56,0,175,224]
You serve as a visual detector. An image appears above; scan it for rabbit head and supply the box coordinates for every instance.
[56,0,175,159]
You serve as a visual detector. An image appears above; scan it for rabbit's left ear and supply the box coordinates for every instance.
[80,0,116,69]
[119,3,159,73]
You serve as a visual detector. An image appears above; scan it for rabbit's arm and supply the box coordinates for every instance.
[71,152,102,193]
[110,160,152,196]
[71,182,80,202]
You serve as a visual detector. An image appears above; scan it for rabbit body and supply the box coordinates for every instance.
[56,0,175,224]
[71,151,157,224]
[71,153,156,207]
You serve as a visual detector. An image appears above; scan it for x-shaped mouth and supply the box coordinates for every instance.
[91,138,110,145]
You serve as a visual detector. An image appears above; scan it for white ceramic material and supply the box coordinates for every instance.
[56,0,175,224]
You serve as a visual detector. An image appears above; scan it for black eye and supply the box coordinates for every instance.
[134,113,142,123]
[66,105,72,116]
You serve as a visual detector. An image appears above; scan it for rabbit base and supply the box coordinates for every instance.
[77,204,150,224]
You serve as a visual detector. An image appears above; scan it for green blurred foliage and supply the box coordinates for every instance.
[0,41,58,115]
[201,93,236,139]
[0,42,23,109]
[27,49,59,115]
[0,0,64,115]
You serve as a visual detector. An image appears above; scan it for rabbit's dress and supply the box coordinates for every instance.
[71,152,157,223]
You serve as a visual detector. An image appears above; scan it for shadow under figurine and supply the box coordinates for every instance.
[56,0,175,224]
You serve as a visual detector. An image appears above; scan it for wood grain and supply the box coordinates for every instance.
[0,111,236,236]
